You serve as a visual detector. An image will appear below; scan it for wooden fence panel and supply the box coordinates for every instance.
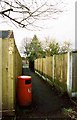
[42,58,47,76]
[2,38,8,109]
[39,58,43,74]
[54,53,67,91]
[1,31,22,113]
[34,53,68,92]
[0,38,2,112]
[38,59,40,72]
[37,59,40,72]
[54,53,67,83]
[34,59,37,70]
[46,56,53,78]
[14,42,22,78]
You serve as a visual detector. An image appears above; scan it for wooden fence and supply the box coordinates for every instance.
[34,52,77,97]
[0,30,22,115]
[0,37,2,117]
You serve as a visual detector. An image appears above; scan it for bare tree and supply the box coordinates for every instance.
[0,0,64,29]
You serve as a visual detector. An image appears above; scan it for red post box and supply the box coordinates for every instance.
[17,76,32,106]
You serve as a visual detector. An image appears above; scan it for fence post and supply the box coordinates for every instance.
[52,55,55,81]
[67,52,72,96]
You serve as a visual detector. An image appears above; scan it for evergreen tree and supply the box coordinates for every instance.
[28,35,44,61]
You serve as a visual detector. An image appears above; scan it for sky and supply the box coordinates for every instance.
[0,0,76,52]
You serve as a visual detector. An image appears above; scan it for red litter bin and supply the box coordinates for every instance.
[17,76,32,106]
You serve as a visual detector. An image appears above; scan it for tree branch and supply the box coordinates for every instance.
[1,12,25,27]
[0,8,13,14]
[0,0,64,29]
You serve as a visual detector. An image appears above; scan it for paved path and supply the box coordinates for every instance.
[16,68,73,119]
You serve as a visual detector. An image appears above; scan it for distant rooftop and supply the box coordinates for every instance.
[0,30,14,39]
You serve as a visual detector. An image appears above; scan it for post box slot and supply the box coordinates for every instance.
[25,80,31,84]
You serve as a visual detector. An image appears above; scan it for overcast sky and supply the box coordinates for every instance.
[14,0,76,50]
[0,0,76,51]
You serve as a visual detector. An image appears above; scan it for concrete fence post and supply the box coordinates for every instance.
[52,55,55,81]
[67,52,72,96]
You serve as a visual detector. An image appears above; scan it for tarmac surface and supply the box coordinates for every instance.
[2,68,74,120]
[16,68,73,119]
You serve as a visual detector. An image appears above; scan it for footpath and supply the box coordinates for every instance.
[16,68,74,120]
[2,68,76,120]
